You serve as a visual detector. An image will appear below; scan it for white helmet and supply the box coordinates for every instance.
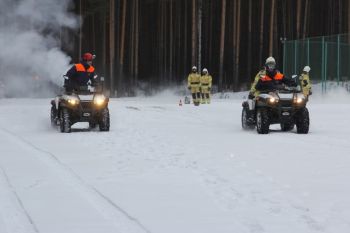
[202,68,208,73]
[303,66,311,72]
[265,56,276,65]
[192,66,197,71]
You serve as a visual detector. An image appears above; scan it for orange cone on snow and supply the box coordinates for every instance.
[179,99,182,106]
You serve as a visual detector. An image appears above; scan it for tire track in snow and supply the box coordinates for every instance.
[0,127,153,233]
[0,167,39,233]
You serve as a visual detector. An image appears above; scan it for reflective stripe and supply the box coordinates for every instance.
[274,72,284,80]
[261,76,272,82]
[191,82,200,84]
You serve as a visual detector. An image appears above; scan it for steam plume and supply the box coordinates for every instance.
[0,0,78,97]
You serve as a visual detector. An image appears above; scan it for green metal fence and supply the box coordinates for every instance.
[283,34,350,93]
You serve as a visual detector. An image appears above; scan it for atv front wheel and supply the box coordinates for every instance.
[296,107,309,134]
[50,106,58,127]
[99,108,110,131]
[256,109,269,134]
[60,108,71,133]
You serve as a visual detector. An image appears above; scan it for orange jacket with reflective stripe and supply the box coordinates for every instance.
[65,62,95,87]
[75,63,95,73]
[256,72,286,91]
[260,72,284,82]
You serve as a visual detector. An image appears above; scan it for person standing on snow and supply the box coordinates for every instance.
[64,52,97,92]
[187,66,201,106]
[299,66,312,99]
[200,68,212,104]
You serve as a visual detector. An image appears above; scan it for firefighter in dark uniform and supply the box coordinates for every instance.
[64,52,96,92]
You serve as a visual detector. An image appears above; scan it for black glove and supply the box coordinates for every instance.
[303,80,308,86]
[309,90,312,95]
[187,86,191,90]
[248,92,255,99]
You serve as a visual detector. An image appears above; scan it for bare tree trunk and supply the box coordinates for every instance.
[337,0,342,33]
[191,0,196,66]
[247,0,252,81]
[102,8,106,81]
[296,0,302,39]
[208,0,214,69]
[183,1,188,76]
[282,0,287,39]
[302,0,309,39]
[109,0,115,96]
[348,0,350,43]
[79,0,82,58]
[232,0,237,91]
[234,0,241,90]
[198,0,202,72]
[219,0,226,92]
[119,0,127,95]
[92,14,96,52]
[259,0,265,65]
[130,0,135,92]
[269,0,275,56]
[170,0,173,82]
[135,0,139,84]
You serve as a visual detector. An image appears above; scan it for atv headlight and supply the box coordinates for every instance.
[68,99,79,105]
[268,97,277,104]
[94,94,106,106]
[293,96,304,104]
[63,95,79,105]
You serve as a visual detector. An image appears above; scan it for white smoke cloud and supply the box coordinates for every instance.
[0,0,78,97]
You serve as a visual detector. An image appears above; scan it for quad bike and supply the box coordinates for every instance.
[50,77,110,133]
[242,84,309,134]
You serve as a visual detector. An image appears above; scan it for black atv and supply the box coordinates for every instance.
[50,79,110,133]
[242,85,309,134]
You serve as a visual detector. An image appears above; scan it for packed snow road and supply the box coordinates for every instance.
[0,92,350,233]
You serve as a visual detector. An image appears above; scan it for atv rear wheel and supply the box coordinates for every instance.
[242,107,255,130]
[296,107,309,134]
[60,108,71,133]
[256,109,269,134]
[99,108,110,131]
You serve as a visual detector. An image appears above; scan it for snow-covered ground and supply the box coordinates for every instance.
[0,90,350,233]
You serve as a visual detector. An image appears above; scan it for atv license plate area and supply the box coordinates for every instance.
[83,112,91,117]
[282,112,290,116]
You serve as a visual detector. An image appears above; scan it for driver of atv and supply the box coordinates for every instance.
[255,56,296,92]
[64,52,97,92]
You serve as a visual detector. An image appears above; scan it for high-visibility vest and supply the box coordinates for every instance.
[75,63,95,73]
[260,72,283,82]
